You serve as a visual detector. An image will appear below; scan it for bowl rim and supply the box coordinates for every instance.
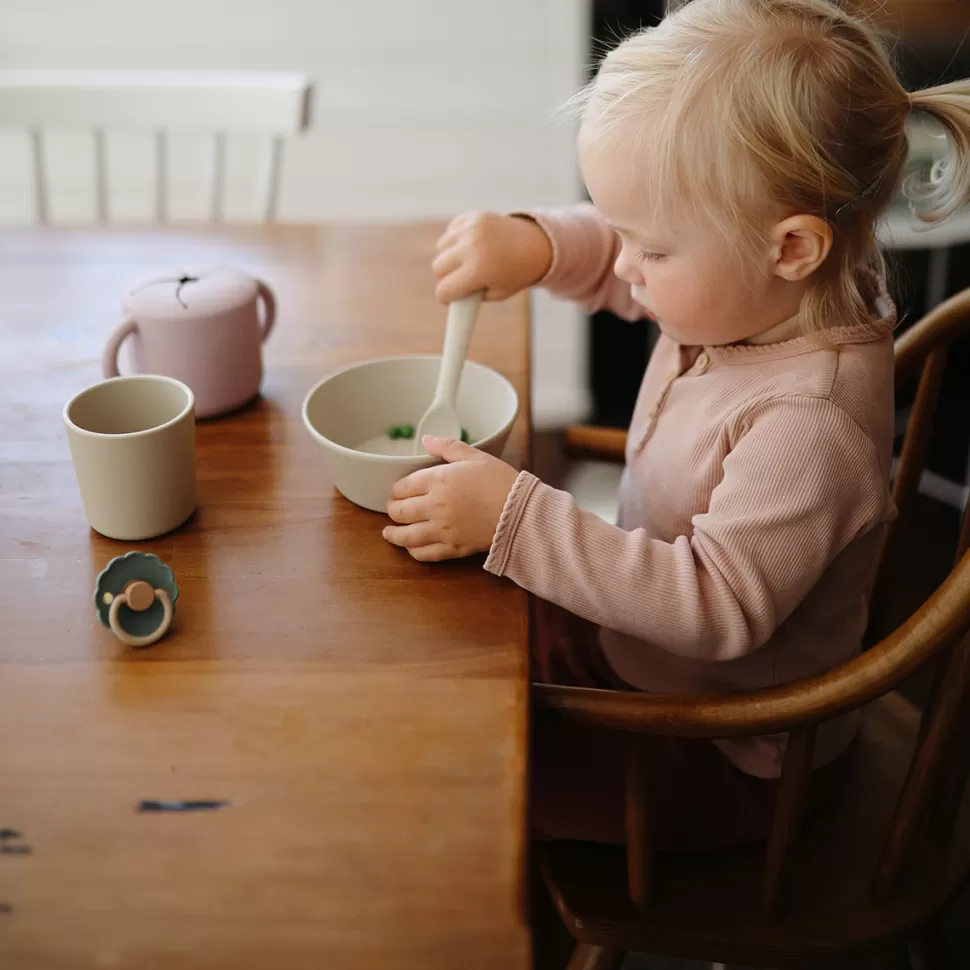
[300,354,519,464]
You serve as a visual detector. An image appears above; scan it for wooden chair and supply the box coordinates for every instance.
[535,287,970,969]
[863,0,970,41]
[0,69,311,224]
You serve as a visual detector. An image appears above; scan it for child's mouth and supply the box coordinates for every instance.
[631,286,657,321]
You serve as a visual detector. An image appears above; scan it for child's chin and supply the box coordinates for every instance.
[655,321,688,343]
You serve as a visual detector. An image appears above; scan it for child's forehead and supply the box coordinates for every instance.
[578,112,776,247]
[579,130,683,236]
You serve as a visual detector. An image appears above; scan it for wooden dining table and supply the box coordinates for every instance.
[0,224,532,969]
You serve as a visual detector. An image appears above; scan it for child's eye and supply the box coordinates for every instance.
[637,250,666,262]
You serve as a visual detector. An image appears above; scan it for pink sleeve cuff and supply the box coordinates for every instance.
[508,212,565,289]
[509,204,610,290]
[508,205,644,322]
[484,470,540,576]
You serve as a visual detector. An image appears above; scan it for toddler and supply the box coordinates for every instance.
[383,0,970,849]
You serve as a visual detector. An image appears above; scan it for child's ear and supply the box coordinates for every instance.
[770,215,833,282]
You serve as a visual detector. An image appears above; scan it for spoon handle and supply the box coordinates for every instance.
[433,291,483,409]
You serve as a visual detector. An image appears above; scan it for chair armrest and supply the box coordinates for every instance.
[534,547,970,738]
[564,425,628,462]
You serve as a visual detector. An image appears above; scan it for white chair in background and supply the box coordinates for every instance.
[0,69,312,224]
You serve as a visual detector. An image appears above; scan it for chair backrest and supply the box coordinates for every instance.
[656,290,970,914]
[864,288,970,897]
[715,291,970,915]
[0,70,311,224]
[545,288,970,918]
[731,291,970,914]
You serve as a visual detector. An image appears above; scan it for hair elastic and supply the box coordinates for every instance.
[835,174,884,222]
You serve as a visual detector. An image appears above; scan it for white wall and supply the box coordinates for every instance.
[0,0,593,425]
[0,0,589,220]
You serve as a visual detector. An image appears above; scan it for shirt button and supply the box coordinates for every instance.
[648,404,658,417]
[696,353,711,373]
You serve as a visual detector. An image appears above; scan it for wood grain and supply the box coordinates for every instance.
[565,943,625,970]
[0,224,531,970]
[563,425,626,463]
[760,724,816,918]
[623,738,652,909]
[874,631,970,897]
[537,692,970,967]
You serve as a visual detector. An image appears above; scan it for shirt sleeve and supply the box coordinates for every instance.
[484,395,891,662]
[514,204,646,322]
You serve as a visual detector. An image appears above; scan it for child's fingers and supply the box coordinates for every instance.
[408,542,458,563]
[449,210,484,231]
[421,435,482,463]
[435,265,485,304]
[389,469,435,500]
[436,212,477,244]
[434,227,461,253]
[386,496,426,525]
[431,246,463,278]
[382,521,439,549]
[446,211,473,230]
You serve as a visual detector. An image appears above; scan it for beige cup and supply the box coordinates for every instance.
[64,375,196,541]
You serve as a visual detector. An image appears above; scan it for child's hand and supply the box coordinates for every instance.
[383,435,520,561]
[433,211,553,304]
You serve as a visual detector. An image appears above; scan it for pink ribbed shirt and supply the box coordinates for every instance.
[484,204,897,777]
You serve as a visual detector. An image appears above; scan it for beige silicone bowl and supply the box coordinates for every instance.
[302,355,519,512]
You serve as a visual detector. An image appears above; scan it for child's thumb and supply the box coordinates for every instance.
[422,435,481,463]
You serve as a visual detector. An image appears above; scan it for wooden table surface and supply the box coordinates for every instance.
[0,224,532,970]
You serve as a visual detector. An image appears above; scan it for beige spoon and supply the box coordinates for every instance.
[413,291,484,454]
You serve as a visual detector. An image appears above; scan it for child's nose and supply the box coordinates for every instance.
[613,245,643,286]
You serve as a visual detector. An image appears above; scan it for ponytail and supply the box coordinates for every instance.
[906,82,970,223]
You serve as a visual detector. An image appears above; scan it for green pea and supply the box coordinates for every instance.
[389,424,466,441]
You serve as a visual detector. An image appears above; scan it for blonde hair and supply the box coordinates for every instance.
[573,0,970,337]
